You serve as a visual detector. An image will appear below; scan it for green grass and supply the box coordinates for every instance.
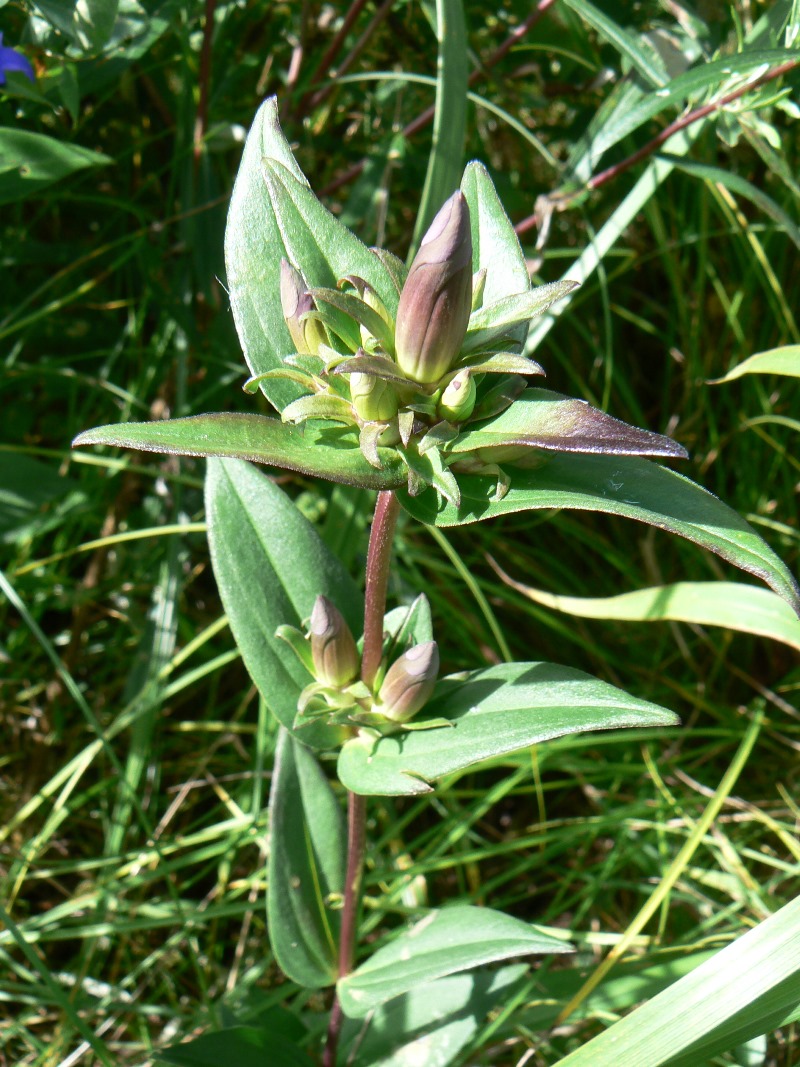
[2,1,799,1064]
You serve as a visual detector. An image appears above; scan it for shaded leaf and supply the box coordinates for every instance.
[205,458,362,747]
[339,965,528,1067]
[267,729,345,988]
[0,128,111,205]
[338,661,679,795]
[337,906,570,1018]
[155,1026,311,1067]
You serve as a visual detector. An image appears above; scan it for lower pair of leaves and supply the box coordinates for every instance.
[155,964,529,1066]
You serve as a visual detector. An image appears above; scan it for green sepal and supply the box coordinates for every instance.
[244,366,319,393]
[398,446,461,507]
[463,281,579,354]
[332,352,413,388]
[456,352,546,377]
[281,393,356,426]
[302,306,361,353]
[311,287,396,356]
[275,623,315,675]
[418,421,459,455]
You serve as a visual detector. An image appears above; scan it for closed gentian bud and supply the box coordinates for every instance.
[350,372,399,422]
[309,596,360,687]
[280,259,326,355]
[438,369,476,422]
[377,641,439,723]
[394,192,473,385]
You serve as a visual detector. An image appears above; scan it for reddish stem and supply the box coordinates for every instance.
[193,0,217,167]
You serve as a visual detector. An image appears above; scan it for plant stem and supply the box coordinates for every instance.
[323,490,399,1067]
[361,490,401,689]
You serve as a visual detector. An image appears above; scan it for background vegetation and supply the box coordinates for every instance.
[1,0,798,1063]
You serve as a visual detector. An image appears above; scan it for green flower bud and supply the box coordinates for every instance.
[309,595,360,687]
[438,369,476,422]
[350,372,399,422]
[377,641,439,723]
[394,192,473,385]
[280,259,327,355]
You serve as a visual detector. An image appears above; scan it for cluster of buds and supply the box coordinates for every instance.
[247,188,568,499]
[277,596,442,733]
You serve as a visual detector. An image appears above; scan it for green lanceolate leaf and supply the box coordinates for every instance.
[461,161,530,305]
[267,729,345,988]
[337,905,571,1018]
[492,573,800,654]
[224,97,399,410]
[0,128,112,206]
[338,661,679,795]
[205,458,363,747]
[708,344,800,383]
[451,389,687,458]
[555,893,800,1067]
[339,965,528,1067]
[73,414,406,491]
[398,454,800,615]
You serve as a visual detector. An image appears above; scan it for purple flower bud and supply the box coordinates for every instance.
[280,259,326,355]
[309,596,360,687]
[0,34,36,86]
[350,372,399,422]
[377,641,439,723]
[438,369,476,422]
[394,192,473,384]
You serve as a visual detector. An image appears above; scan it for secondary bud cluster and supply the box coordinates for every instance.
[280,596,440,733]
[375,640,439,723]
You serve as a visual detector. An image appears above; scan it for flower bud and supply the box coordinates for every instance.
[394,192,473,385]
[350,372,399,422]
[377,641,439,723]
[309,596,360,687]
[280,259,327,355]
[438,369,476,422]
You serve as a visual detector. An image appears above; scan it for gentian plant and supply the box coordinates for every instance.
[74,99,800,1065]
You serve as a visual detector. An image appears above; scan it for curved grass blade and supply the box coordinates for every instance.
[491,571,800,654]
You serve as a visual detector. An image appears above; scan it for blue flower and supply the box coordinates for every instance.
[0,32,36,86]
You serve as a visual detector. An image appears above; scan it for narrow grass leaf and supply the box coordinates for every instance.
[664,156,800,249]
[73,415,407,490]
[398,454,800,614]
[555,894,800,1067]
[267,729,345,988]
[338,662,679,795]
[205,458,362,747]
[410,0,468,252]
[491,574,800,653]
[709,344,800,383]
[337,906,570,1018]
